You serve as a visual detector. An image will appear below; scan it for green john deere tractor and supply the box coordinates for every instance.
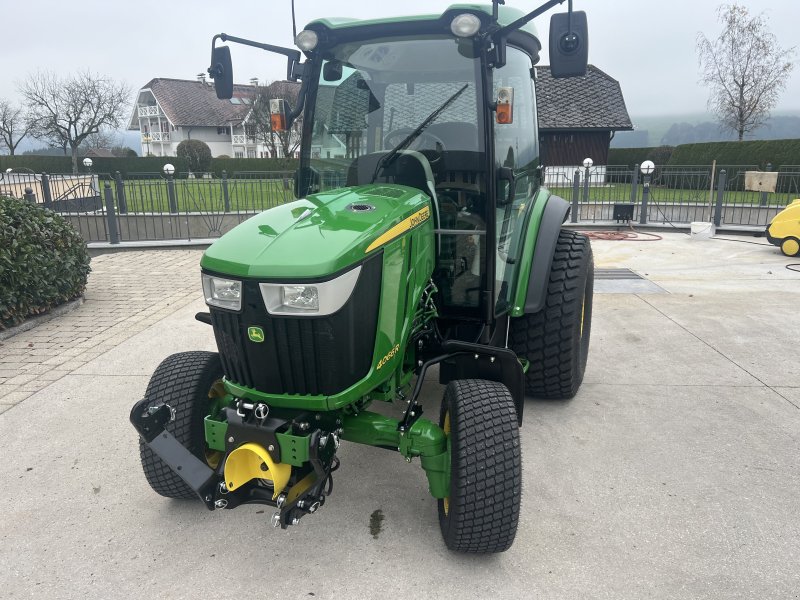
[131,0,594,553]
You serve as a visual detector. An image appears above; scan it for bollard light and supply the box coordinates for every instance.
[163,163,175,176]
[640,160,655,175]
[582,157,593,169]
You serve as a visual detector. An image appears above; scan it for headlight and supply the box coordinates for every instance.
[281,285,319,311]
[450,13,481,37]
[295,29,319,52]
[259,265,362,316]
[202,274,242,311]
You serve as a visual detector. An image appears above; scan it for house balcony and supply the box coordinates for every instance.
[138,105,161,117]
[142,131,170,142]
[232,135,258,145]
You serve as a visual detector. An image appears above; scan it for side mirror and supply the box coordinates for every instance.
[497,167,515,206]
[322,61,343,82]
[549,11,588,78]
[209,46,234,99]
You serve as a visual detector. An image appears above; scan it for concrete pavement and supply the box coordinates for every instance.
[0,233,798,599]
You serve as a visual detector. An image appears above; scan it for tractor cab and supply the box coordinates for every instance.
[208,2,588,331]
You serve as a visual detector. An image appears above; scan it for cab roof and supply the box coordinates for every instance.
[307,4,540,43]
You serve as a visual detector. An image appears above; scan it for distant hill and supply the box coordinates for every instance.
[612,111,800,148]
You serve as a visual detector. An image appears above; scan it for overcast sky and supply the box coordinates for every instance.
[1,0,798,120]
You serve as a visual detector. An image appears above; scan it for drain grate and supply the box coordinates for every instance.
[594,268,644,280]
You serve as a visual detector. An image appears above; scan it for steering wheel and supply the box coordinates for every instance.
[383,128,446,165]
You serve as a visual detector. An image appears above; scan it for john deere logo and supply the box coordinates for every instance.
[247,326,265,343]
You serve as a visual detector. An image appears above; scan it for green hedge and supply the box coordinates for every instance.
[0,156,299,178]
[667,139,800,169]
[210,157,299,177]
[608,147,656,168]
[0,196,91,330]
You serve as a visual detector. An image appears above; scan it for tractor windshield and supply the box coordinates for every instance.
[305,36,485,190]
[304,35,490,312]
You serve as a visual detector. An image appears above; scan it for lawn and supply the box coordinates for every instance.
[117,177,295,214]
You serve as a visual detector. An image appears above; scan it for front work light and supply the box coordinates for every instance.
[450,13,481,37]
[202,274,242,311]
[295,29,319,51]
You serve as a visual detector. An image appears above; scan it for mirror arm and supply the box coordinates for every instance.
[211,33,302,81]
[492,0,567,41]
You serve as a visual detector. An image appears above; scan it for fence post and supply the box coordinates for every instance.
[41,172,53,209]
[630,164,639,203]
[571,169,580,223]
[639,173,651,225]
[166,173,178,214]
[582,165,590,204]
[222,170,231,212]
[23,187,37,204]
[103,182,120,245]
[713,169,727,227]
[115,171,128,214]
[759,163,772,207]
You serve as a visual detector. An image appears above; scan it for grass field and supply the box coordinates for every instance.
[118,178,295,213]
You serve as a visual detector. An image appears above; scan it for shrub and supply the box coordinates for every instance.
[176,140,212,173]
[0,196,91,330]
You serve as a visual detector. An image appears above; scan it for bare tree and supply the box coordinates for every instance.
[697,4,796,141]
[249,81,302,158]
[0,98,32,156]
[22,70,130,172]
[82,127,121,151]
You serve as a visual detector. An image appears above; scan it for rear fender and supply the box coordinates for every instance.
[509,193,570,316]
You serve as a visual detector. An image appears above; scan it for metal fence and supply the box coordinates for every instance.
[2,164,796,244]
[557,164,794,229]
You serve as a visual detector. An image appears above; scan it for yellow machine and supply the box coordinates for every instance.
[766,199,800,256]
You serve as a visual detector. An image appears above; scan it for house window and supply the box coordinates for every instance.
[234,150,244,158]
[247,149,256,159]
[217,126,230,135]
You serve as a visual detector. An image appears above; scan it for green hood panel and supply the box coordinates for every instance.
[201,184,431,279]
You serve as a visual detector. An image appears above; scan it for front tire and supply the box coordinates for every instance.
[510,229,593,399]
[138,351,223,499]
[780,236,800,257]
[437,379,521,553]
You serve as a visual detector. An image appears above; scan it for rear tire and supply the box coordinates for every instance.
[437,379,521,553]
[138,351,223,499]
[510,229,593,399]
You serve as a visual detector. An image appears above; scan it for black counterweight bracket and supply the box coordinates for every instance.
[130,398,218,509]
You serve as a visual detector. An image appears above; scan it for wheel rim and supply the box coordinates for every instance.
[580,295,586,338]
[782,238,800,256]
[442,410,451,516]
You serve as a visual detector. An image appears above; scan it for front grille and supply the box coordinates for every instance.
[210,255,382,396]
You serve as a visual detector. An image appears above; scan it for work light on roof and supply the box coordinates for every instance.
[450,13,481,37]
[295,29,319,51]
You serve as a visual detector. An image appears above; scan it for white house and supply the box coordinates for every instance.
[127,77,301,159]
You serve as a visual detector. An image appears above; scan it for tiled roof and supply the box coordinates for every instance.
[141,78,254,127]
[536,65,633,131]
[131,78,302,129]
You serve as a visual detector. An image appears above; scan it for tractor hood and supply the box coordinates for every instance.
[200,184,431,279]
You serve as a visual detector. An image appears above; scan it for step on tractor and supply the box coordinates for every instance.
[130,0,594,553]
